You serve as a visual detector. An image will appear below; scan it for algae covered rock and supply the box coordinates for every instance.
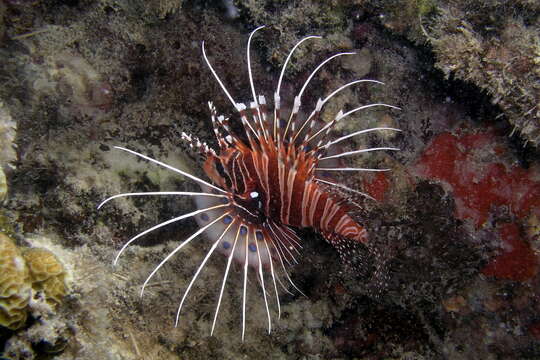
[0,166,6,202]
[0,101,16,203]
[0,101,17,166]
[0,233,31,330]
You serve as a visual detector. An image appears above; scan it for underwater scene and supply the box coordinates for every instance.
[0,1,539,359]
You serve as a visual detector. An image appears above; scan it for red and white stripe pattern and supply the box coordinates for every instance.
[99,26,400,341]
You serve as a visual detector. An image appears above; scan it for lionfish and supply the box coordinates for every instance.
[99,26,400,340]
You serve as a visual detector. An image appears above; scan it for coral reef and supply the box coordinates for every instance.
[117,0,185,22]
[235,0,355,77]
[374,0,540,148]
[22,247,67,308]
[0,0,538,359]
[0,233,31,331]
[0,233,68,332]
[415,130,540,227]
[0,233,73,359]
[415,129,540,282]
[430,8,540,147]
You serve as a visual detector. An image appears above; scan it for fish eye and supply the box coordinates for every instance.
[250,191,259,199]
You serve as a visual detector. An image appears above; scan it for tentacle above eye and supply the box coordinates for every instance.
[113,146,226,193]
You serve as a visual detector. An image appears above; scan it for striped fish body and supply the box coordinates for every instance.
[202,126,369,249]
